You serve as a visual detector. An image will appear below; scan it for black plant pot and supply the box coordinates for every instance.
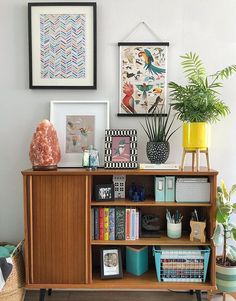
[146,141,170,164]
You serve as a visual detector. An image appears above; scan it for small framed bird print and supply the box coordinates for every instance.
[118,42,169,116]
[104,129,138,169]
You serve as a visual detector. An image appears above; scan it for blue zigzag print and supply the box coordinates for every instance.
[40,14,86,79]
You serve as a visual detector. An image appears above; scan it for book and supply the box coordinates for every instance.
[115,207,126,240]
[139,163,179,170]
[135,210,139,239]
[125,208,131,240]
[91,208,94,240]
[104,208,109,240]
[94,208,99,240]
[99,208,104,240]
[130,208,136,240]
[109,208,115,240]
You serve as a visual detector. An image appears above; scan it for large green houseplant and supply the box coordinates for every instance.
[169,53,236,150]
[212,181,236,292]
[140,105,180,164]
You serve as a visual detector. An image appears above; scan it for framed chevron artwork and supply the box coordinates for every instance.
[28,3,96,89]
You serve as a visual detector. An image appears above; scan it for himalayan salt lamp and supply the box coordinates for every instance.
[29,120,61,170]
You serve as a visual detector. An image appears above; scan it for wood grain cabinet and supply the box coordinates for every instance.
[22,168,217,300]
[23,174,88,286]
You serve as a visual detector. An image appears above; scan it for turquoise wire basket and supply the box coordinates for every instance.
[153,246,210,282]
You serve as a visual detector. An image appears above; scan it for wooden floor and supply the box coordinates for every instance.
[24,290,229,301]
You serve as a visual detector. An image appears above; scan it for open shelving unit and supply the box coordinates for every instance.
[22,167,217,300]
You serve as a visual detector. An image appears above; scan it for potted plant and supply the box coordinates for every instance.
[212,181,236,292]
[169,52,236,150]
[140,105,180,164]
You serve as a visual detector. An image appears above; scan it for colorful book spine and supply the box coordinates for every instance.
[126,208,131,240]
[130,208,136,240]
[135,210,139,239]
[109,208,115,240]
[94,208,99,240]
[115,207,126,240]
[91,208,94,240]
[99,207,104,240]
[104,208,109,240]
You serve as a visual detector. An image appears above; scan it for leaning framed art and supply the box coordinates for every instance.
[118,42,169,116]
[50,101,109,167]
[28,2,97,89]
[104,129,138,169]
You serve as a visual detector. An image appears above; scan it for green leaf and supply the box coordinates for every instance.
[231,228,236,241]
[216,205,232,223]
[221,180,229,200]
[230,184,236,198]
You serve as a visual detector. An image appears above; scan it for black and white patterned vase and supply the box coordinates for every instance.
[146,141,170,164]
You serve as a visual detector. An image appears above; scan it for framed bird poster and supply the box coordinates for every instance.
[118,42,169,116]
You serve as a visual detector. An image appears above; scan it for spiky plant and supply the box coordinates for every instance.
[140,106,180,142]
[169,52,236,123]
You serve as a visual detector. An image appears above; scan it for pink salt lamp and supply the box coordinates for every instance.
[29,120,61,170]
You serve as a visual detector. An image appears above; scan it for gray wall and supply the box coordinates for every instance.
[1,0,236,242]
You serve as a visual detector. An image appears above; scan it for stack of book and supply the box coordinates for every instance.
[91,207,140,240]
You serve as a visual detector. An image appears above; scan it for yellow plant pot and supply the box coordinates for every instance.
[183,122,209,150]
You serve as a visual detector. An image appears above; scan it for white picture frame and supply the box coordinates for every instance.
[50,100,109,167]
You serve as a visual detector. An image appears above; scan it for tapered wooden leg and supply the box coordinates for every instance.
[181,149,186,170]
[223,292,226,301]
[196,149,200,171]
[206,148,210,170]
[39,289,46,301]
[196,290,202,301]
[207,290,214,300]
[192,152,195,170]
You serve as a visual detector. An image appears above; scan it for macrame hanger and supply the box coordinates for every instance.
[121,21,162,42]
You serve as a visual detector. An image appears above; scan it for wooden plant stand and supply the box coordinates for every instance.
[181,148,210,171]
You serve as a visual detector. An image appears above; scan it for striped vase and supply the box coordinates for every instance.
[216,264,236,292]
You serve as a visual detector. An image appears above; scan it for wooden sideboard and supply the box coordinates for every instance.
[22,168,217,301]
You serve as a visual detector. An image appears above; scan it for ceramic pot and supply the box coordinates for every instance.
[183,122,209,151]
[146,141,169,164]
[216,263,236,292]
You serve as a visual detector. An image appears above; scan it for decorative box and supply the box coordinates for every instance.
[126,246,148,276]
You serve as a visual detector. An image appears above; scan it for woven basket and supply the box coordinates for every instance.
[0,241,25,301]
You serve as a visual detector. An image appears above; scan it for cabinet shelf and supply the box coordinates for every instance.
[92,270,214,290]
[91,234,211,246]
[91,200,211,207]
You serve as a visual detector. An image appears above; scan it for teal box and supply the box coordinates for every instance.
[126,246,148,276]
[165,176,175,202]
[155,177,165,202]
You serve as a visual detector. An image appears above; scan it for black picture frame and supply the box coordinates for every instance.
[100,248,123,279]
[95,184,114,202]
[104,129,138,169]
[28,2,97,89]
